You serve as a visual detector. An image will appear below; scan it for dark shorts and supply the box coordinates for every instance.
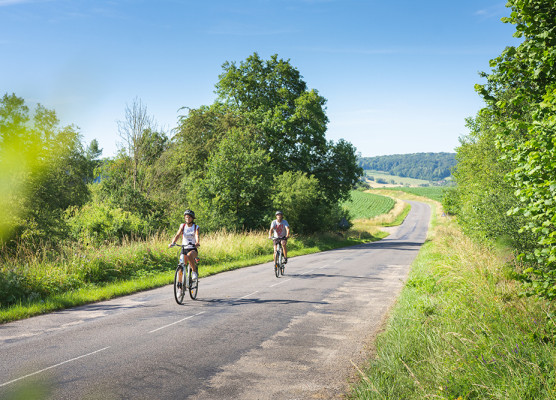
[182,246,198,255]
[273,237,287,245]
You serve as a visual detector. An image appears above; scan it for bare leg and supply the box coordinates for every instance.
[186,250,198,273]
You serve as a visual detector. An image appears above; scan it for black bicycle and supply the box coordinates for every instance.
[170,244,199,304]
[270,237,286,277]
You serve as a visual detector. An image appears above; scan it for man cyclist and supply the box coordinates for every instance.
[269,210,290,265]
[169,209,200,281]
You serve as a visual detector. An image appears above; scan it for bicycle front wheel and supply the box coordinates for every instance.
[274,252,281,278]
[174,265,186,304]
[189,265,198,300]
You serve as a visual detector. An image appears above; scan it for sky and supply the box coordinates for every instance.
[0,0,521,158]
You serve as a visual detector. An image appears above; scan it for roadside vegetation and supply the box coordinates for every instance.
[350,194,556,399]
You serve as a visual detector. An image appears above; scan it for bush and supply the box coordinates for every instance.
[65,203,152,246]
[272,171,349,233]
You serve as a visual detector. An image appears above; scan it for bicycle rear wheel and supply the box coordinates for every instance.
[188,264,198,300]
[174,265,186,304]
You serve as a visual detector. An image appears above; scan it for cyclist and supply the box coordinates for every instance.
[269,210,290,264]
[169,209,200,281]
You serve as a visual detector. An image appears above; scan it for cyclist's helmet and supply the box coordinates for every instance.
[275,210,283,216]
[183,209,195,219]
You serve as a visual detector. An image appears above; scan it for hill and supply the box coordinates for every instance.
[358,152,456,181]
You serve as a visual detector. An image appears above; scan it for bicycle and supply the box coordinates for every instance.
[270,237,286,277]
[170,244,199,304]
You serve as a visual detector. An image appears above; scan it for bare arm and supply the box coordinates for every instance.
[194,226,200,247]
[169,224,184,248]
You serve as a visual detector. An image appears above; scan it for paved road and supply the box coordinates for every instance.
[0,201,430,399]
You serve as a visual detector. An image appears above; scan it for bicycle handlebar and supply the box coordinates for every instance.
[169,243,199,249]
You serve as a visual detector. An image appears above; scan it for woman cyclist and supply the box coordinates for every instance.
[269,210,290,265]
[169,209,200,281]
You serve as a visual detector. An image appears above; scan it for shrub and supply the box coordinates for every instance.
[65,203,151,246]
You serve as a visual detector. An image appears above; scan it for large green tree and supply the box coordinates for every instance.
[215,53,327,175]
[215,53,361,204]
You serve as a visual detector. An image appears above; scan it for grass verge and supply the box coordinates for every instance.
[349,196,556,399]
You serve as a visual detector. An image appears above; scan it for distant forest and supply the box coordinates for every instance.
[358,152,456,181]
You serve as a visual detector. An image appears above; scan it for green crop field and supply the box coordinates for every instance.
[343,190,395,219]
[365,170,431,186]
[386,186,453,202]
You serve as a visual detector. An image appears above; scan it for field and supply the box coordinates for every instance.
[364,170,453,188]
[364,170,431,186]
[342,190,395,219]
[384,186,453,202]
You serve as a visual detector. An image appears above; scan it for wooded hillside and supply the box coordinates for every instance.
[358,152,456,181]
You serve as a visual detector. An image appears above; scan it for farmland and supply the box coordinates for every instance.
[384,186,453,202]
[342,190,396,220]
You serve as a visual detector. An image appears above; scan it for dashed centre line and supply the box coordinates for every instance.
[269,279,291,287]
[149,311,205,333]
[239,291,259,299]
[0,346,110,388]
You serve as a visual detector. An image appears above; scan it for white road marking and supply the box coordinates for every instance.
[149,311,205,333]
[239,291,259,299]
[0,347,110,388]
[269,279,291,287]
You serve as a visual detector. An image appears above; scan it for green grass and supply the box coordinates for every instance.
[342,190,396,219]
[380,186,453,202]
[349,205,556,399]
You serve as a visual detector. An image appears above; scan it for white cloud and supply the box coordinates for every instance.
[474,3,508,19]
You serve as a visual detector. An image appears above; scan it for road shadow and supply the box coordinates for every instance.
[286,272,383,281]
[195,297,327,307]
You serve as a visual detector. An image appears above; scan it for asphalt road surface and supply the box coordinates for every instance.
[0,200,430,400]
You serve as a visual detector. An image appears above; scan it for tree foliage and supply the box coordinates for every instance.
[452,0,556,298]
[359,152,456,181]
[194,128,274,231]
[215,53,328,174]
[0,94,94,245]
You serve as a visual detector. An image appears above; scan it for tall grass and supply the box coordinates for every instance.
[350,203,556,399]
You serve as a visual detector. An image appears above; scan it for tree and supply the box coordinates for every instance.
[271,171,338,234]
[195,128,274,231]
[313,139,363,204]
[214,53,361,205]
[215,53,329,173]
[118,97,155,191]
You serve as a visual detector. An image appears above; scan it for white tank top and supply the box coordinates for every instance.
[182,223,198,247]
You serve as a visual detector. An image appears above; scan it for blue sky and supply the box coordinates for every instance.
[1,0,519,157]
